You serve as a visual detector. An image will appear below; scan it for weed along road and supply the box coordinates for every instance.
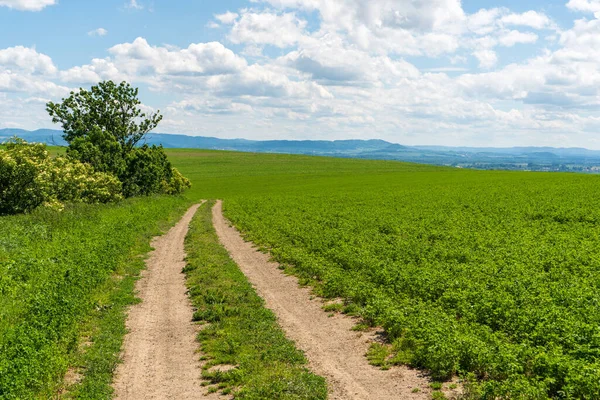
[112,203,221,400]
[212,200,435,400]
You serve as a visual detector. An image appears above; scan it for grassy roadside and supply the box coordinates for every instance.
[0,196,191,399]
[183,201,327,399]
[62,199,193,399]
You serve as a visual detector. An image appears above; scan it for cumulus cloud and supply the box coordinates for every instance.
[456,15,600,108]
[473,49,498,69]
[170,98,253,115]
[58,37,330,103]
[4,0,600,147]
[251,0,464,56]
[108,37,247,76]
[260,0,465,31]
[0,46,57,75]
[500,11,552,30]
[467,8,503,35]
[215,11,238,24]
[566,0,600,13]
[0,46,68,102]
[207,64,332,98]
[60,59,125,84]
[0,71,69,96]
[229,12,307,47]
[498,30,538,47]
[0,0,55,11]
[88,28,108,37]
[281,32,420,85]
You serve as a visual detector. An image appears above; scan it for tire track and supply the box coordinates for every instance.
[113,202,220,400]
[212,200,432,400]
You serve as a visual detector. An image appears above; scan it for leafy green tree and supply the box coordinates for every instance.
[122,144,174,197]
[47,81,190,196]
[47,80,162,152]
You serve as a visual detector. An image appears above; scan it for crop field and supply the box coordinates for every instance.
[3,148,600,399]
[171,150,600,398]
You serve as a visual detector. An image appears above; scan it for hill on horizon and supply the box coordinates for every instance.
[3,128,600,173]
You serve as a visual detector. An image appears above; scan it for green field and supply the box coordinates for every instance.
[171,150,600,398]
[3,148,600,398]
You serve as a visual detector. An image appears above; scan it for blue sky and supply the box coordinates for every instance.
[2,0,600,148]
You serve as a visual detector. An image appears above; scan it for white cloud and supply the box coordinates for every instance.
[4,0,600,148]
[253,0,464,56]
[0,71,69,96]
[0,46,69,108]
[88,28,108,37]
[500,11,552,30]
[126,0,143,10]
[473,49,498,69]
[566,0,600,14]
[260,0,466,32]
[0,94,60,130]
[206,64,332,98]
[229,12,307,47]
[170,98,253,115]
[467,8,503,35]
[215,11,238,24]
[60,59,125,84]
[0,0,55,11]
[242,44,264,57]
[425,67,468,72]
[498,30,538,47]
[0,46,57,75]
[108,37,247,77]
[281,32,420,85]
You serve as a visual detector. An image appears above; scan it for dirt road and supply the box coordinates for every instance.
[112,203,218,400]
[212,200,432,400]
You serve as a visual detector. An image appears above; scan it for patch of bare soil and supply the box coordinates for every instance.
[212,200,436,400]
[112,203,223,400]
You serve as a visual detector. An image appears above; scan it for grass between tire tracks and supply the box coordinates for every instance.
[183,201,327,399]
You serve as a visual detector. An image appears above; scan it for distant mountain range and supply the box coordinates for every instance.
[3,128,600,173]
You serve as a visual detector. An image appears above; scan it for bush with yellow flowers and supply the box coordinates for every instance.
[0,137,122,215]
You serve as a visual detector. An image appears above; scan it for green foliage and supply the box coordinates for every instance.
[47,81,190,197]
[184,201,328,399]
[164,149,600,399]
[47,80,162,151]
[366,343,392,369]
[7,146,600,399]
[0,195,190,399]
[223,177,600,397]
[0,138,122,215]
[122,144,191,197]
[66,126,127,177]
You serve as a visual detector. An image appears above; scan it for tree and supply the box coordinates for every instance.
[47,80,162,152]
[46,81,190,196]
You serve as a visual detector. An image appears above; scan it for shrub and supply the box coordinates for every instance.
[0,138,122,215]
[121,144,191,197]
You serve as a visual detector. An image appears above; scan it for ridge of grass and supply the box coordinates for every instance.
[183,201,327,399]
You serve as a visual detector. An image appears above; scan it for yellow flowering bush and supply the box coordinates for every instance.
[161,167,192,195]
[0,138,122,215]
